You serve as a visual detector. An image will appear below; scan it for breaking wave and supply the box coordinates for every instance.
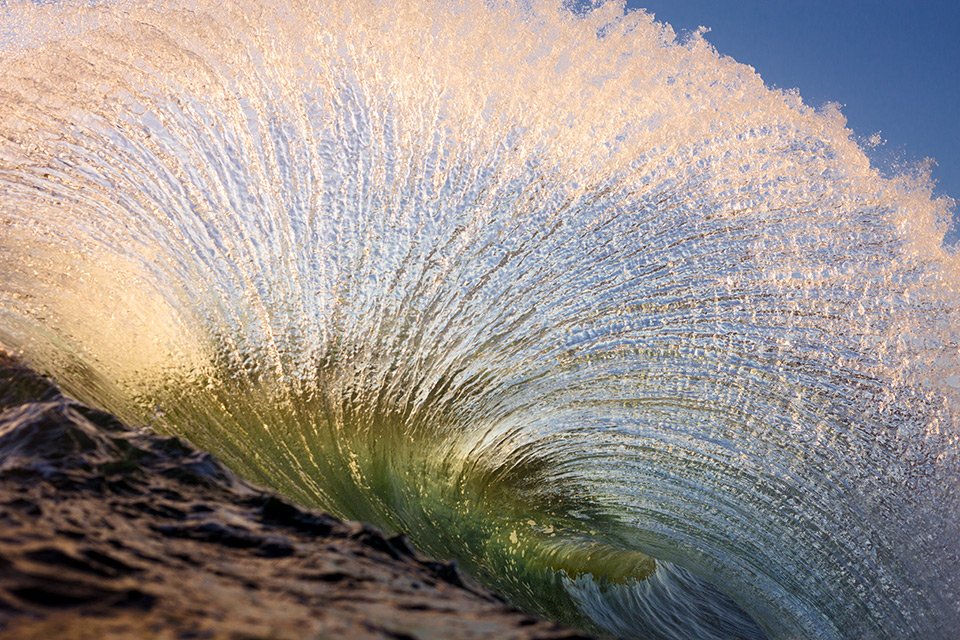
[1,1,958,637]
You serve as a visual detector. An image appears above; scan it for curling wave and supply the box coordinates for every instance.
[1,1,959,638]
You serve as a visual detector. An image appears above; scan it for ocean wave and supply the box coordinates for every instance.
[1,1,958,637]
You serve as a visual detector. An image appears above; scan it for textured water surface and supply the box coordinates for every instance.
[1,1,959,638]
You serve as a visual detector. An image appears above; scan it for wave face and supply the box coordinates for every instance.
[1,1,959,637]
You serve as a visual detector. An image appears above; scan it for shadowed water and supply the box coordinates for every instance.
[1,1,958,638]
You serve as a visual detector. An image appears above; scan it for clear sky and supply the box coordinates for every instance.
[630,1,960,217]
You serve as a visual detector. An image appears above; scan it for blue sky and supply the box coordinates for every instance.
[631,1,960,213]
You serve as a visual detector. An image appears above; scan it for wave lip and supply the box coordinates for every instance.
[1,1,959,638]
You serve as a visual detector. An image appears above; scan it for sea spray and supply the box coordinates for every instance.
[1,1,958,638]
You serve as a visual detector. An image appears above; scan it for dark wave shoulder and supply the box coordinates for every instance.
[0,354,593,640]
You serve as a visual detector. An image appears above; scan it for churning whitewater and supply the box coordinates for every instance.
[1,1,958,638]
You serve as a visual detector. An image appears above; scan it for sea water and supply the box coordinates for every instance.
[1,2,958,638]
